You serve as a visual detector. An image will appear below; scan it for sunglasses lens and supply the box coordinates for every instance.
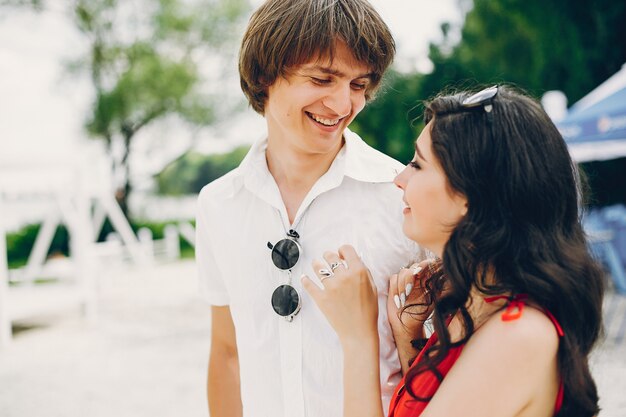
[271,284,301,316]
[271,238,300,270]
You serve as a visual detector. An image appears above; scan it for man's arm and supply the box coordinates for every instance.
[208,306,242,417]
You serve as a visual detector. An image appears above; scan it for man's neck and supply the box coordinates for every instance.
[265,136,344,222]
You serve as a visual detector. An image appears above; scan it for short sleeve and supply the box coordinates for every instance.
[196,193,230,305]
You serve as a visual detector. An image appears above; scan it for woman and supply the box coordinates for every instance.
[302,86,604,417]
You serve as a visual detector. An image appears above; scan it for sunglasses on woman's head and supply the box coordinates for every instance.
[435,85,499,135]
[461,85,498,113]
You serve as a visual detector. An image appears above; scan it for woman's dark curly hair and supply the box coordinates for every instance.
[403,86,604,417]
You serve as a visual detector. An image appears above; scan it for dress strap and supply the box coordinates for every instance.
[483,293,528,321]
[555,381,564,411]
[541,307,564,337]
[483,293,564,336]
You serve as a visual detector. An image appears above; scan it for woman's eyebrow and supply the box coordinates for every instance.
[415,142,427,161]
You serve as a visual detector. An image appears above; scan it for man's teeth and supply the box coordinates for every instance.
[309,113,339,126]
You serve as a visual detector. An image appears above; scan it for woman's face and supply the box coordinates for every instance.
[394,123,468,257]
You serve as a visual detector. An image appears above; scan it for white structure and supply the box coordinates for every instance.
[541,90,568,123]
[0,203,11,344]
[0,144,148,347]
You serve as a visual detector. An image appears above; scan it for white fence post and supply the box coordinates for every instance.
[0,199,12,347]
[164,225,180,261]
[138,228,155,263]
[72,189,97,320]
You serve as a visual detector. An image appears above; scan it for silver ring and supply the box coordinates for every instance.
[318,268,333,278]
[330,261,343,272]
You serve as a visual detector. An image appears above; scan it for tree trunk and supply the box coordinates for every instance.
[116,131,133,219]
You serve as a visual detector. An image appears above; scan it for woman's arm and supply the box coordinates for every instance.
[390,322,423,376]
[302,245,385,417]
[342,339,384,417]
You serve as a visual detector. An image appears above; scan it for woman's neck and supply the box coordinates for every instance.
[448,287,512,342]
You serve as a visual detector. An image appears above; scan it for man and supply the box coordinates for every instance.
[196,1,421,416]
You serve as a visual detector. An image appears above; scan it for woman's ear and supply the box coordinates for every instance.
[456,195,468,218]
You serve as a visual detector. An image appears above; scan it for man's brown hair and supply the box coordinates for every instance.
[239,0,396,114]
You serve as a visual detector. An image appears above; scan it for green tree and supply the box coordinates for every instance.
[2,0,249,216]
[427,0,626,103]
[354,0,626,166]
[156,145,249,195]
[0,0,39,9]
[351,70,426,164]
[72,0,249,215]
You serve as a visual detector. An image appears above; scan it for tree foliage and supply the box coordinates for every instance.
[2,0,250,215]
[70,0,249,214]
[156,145,249,195]
[0,0,43,11]
[353,0,626,170]
[436,0,626,103]
[350,70,426,165]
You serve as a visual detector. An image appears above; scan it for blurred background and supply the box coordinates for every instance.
[1,0,626,416]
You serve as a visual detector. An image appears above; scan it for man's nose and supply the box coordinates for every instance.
[322,83,352,118]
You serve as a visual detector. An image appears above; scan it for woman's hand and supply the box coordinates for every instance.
[303,245,385,417]
[301,245,379,348]
[387,260,433,336]
[387,260,435,373]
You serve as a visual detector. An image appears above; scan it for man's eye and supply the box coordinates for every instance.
[351,82,367,90]
[311,77,331,85]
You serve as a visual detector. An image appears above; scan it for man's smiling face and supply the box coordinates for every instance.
[264,40,372,156]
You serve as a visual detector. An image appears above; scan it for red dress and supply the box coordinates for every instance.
[388,295,564,417]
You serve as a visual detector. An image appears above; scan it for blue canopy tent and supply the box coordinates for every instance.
[557,63,626,162]
[557,64,626,303]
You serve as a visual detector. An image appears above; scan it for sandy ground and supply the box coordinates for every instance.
[0,261,210,417]
[0,260,625,417]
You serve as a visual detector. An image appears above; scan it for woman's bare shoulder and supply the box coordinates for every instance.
[467,304,560,366]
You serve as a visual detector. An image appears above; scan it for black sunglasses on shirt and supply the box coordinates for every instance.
[267,229,302,320]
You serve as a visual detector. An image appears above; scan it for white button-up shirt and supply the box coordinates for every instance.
[196,129,421,417]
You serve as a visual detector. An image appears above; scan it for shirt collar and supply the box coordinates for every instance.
[342,128,402,183]
[231,127,402,198]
